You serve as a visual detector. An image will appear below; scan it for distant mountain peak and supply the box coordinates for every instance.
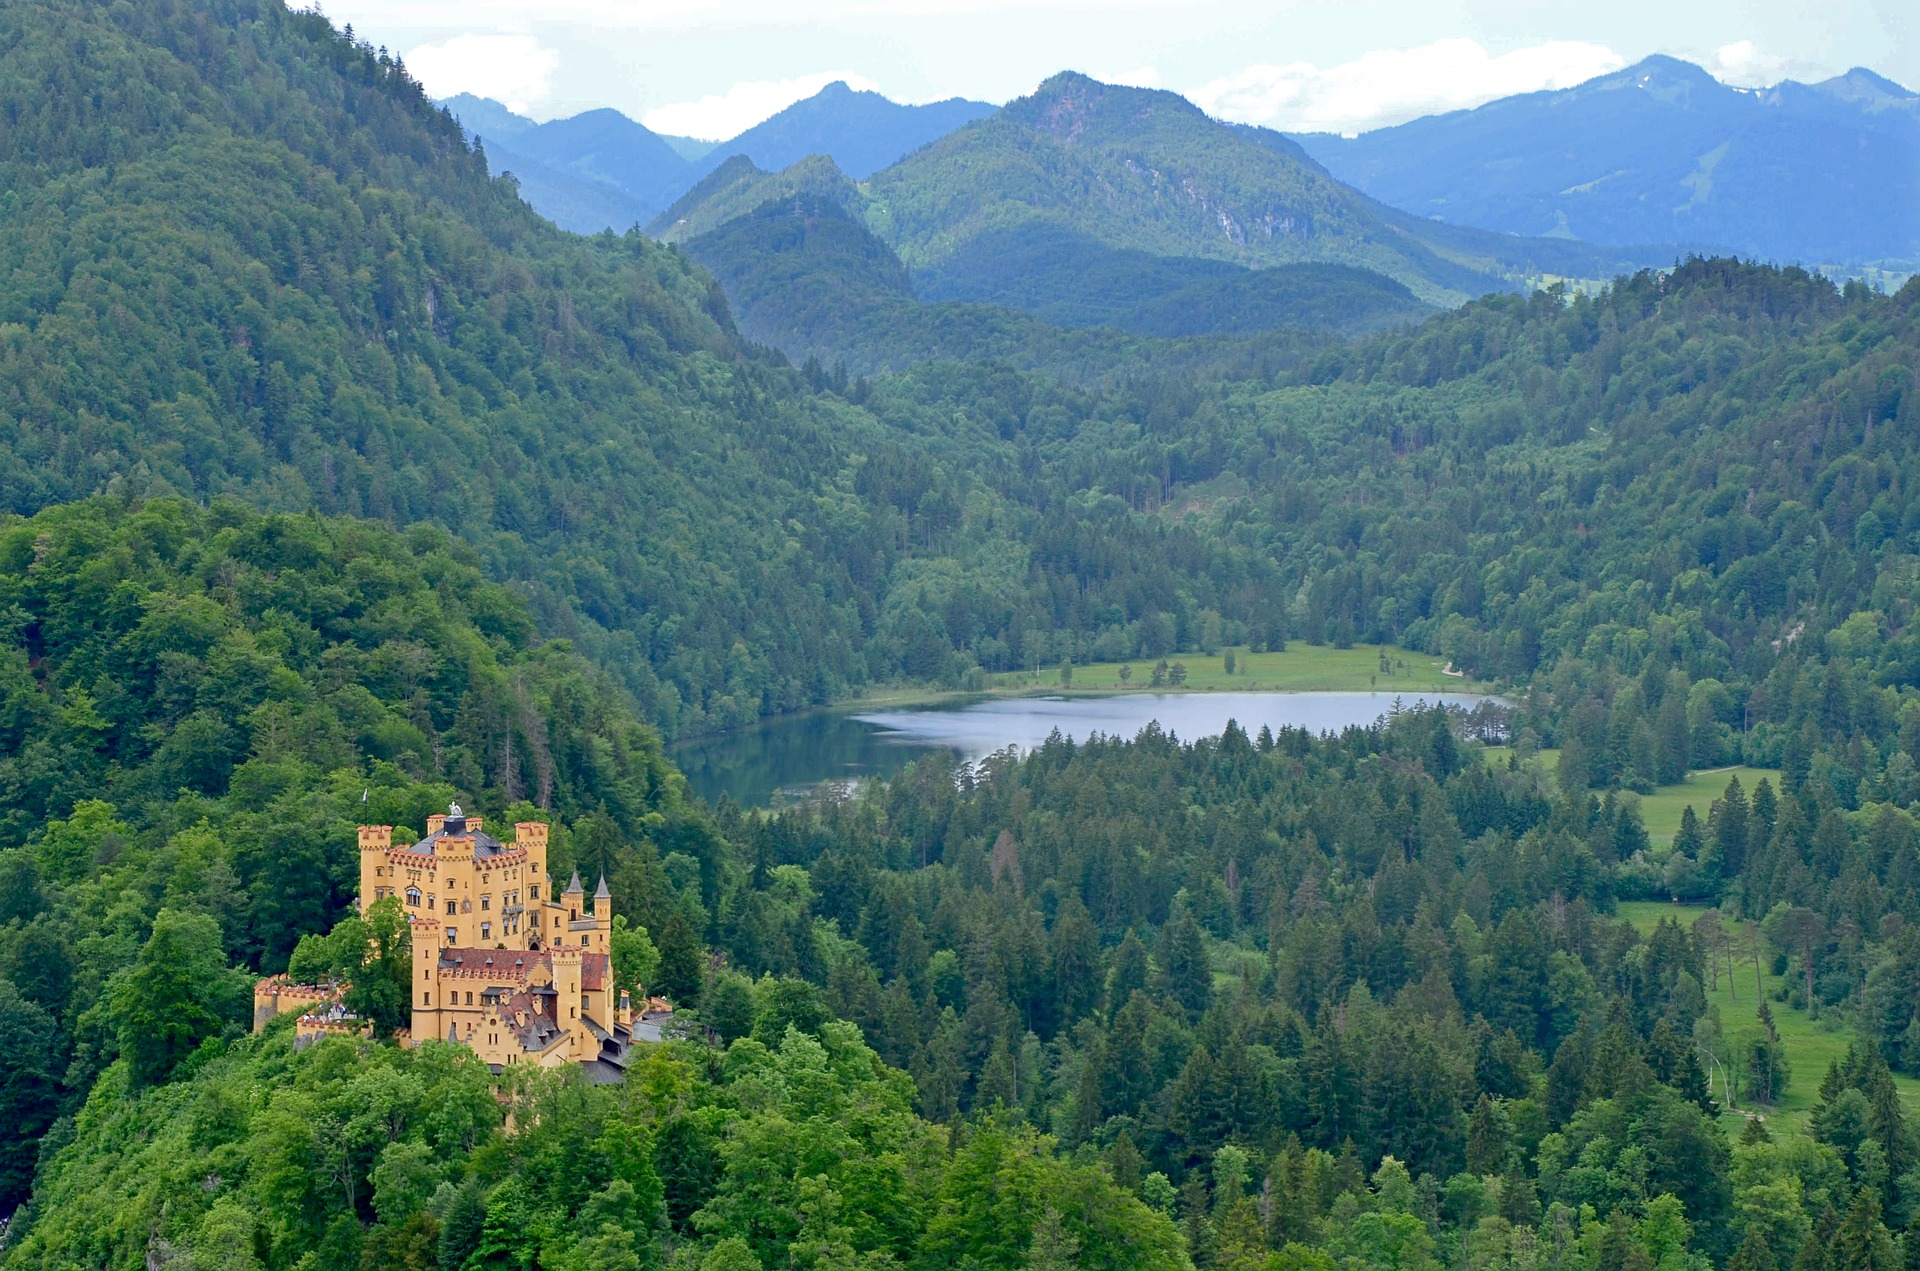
[1811,66,1919,108]
[1006,72,1206,143]
[1293,53,1919,267]
[1600,54,1724,100]
[440,93,537,138]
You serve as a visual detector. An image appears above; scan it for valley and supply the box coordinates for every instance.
[0,3,1918,1270]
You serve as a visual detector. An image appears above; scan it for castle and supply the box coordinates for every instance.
[255,804,647,1080]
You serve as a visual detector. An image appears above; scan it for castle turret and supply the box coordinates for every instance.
[436,811,474,947]
[515,821,550,881]
[592,876,612,953]
[548,944,588,1060]
[357,825,393,916]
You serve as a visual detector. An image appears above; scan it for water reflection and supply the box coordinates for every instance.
[672,690,1494,808]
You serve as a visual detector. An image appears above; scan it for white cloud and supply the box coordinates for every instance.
[1704,39,1792,87]
[336,0,1170,31]
[1190,38,1627,136]
[641,72,882,141]
[1097,67,1162,90]
[404,33,559,113]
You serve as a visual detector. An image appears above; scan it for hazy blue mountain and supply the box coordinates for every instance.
[697,80,997,179]
[443,84,995,233]
[440,97,654,233]
[520,108,694,210]
[439,92,535,138]
[1294,55,1920,270]
[661,134,719,161]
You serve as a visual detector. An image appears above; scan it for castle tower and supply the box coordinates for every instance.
[357,825,393,915]
[592,876,612,953]
[436,809,475,948]
[548,945,588,1060]
[559,871,585,946]
[515,821,550,888]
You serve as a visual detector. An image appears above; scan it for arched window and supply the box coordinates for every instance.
[406,887,421,906]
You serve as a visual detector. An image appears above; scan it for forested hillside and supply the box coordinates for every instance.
[696,709,1920,1268]
[0,496,711,1216]
[7,1,1920,1267]
[0,0,1374,736]
[861,73,1670,307]
[0,0,1007,739]
[674,194,1414,376]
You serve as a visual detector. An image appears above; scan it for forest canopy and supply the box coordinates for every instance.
[2,1,1920,1269]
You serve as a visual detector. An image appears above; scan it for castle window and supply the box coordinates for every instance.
[481,895,490,910]
[530,885,539,899]
[481,922,492,941]
[446,899,456,914]
[427,894,436,909]
[406,887,421,906]
[466,992,473,1005]
[422,992,430,1005]
[448,928,457,943]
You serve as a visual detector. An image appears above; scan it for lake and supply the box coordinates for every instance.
[671,690,1497,807]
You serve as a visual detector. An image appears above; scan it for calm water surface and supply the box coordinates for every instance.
[672,690,1493,808]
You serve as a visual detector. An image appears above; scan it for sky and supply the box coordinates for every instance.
[319,0,1919,140]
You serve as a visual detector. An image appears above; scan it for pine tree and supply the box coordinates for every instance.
[1103,994,1154,1117]
[1162,909,1213,1018]
[1107,1132,1143,1192]
[1466,1094,1510,1175]
[654,910,705,1008]
[1835,1188,1900,1270]
[1795,1206,1841,1271]
[1024,1208,1080,1271]
[1728,1229,1779,1271]
[1108,930,1151,1018]
[1657,683,1691,784]
[1497,1169,1541,1227]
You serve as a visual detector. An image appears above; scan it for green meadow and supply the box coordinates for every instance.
[985,642,1475,694]
[1636,766,1783,840]
[1615,900,1920,1133]
[1488,749,1782,844]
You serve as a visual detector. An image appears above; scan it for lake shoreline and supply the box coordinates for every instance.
[673,678,1502,808]
[671,643,1491,746]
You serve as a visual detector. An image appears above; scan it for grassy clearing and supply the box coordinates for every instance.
[1484,750,1781,844]
[1484,745,1561,773]
[984,643,1476,695]
[1633,766,1780,840]
[1614,900,1920,1133]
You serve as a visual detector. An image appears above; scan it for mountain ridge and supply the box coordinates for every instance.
[1293,54,1920,270]
[443,82,997,232]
